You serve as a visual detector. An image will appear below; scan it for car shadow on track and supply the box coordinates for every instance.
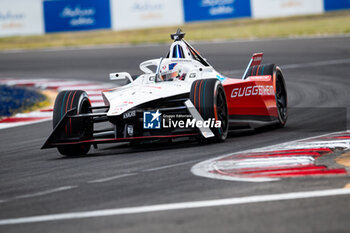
[51,127,280,160]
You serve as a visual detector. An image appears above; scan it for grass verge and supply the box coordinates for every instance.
[0,10,350,50]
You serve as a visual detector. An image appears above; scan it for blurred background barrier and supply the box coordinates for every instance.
[0,0,44,37]
[111,0,183,30]
[182,0,251,23]
[0,0,350,37]
[251,0,324,19]
[43,0,111,33]
[324,0,350,11]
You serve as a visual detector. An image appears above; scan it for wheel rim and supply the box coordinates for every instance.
[216,88,228,135]
[80,98,93,139]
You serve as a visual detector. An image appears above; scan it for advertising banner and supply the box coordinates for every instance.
[251,0,324,19]
[0,0,44,37]
[324,0,350,11]
[43,0,111,33]
[111,0,184,30]
[183,0,251,23]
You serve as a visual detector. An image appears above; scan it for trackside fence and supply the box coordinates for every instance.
[0,0,349,37]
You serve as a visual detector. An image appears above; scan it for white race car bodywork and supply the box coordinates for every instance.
[102,58,224,116]
[42,29,287,157]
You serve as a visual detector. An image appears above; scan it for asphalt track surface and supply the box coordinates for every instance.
[1,36,350,233]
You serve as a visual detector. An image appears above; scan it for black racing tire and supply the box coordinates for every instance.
[53,90,93,156]
[245,64,288,127]
[190,78,229,142]
[244,63,276,79]
[273,66,288,127]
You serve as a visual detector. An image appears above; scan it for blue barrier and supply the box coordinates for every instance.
[43,0,111,33]
[0,85,46,117]
[324,0,350,11]
[183,0,251,22]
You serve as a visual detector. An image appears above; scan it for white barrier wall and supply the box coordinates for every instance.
[251,0,324,19]
[0,0,44,37]
[111,0,184,31]
[0,0,344,38]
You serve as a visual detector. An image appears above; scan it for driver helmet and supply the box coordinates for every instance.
[160,63,186,81]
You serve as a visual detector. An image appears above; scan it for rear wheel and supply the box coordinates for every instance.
[190,79,229,142]
[245,64,288,127]
[53,90,93,156]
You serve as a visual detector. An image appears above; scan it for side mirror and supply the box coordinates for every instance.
[109,72,133,83]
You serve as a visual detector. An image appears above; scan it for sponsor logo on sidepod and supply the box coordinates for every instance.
[231,85,275,98]
[123,111,136,119]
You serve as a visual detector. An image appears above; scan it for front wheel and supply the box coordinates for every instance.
[53,90,93,156]
[190,79,229,142]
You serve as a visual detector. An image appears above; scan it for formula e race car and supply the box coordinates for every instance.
[42,29,287,156]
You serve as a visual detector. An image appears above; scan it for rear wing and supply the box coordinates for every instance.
[242,53,263,80]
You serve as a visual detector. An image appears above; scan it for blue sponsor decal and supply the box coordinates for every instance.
[183,0,251,22]
[169,63,178,70]
[324,0,350,11]
[43,0,111,33]
[143,110,162,129]
[216,75,226,82]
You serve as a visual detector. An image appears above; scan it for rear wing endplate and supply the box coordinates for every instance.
[242,53,263,80]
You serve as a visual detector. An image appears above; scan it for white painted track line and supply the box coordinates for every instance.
[0,186,78,204]
[0,188,350,225]
[143,160,199,172]
[87,173,137,184]
[213,156,314,169]
[13,186,77,200]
